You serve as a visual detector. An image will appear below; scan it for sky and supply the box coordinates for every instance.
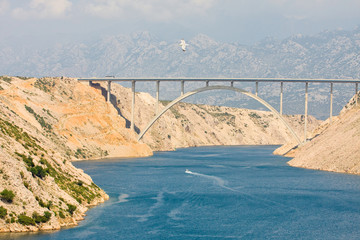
[1,0,360,48]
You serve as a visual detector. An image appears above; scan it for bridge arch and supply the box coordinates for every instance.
[137,85,301,144]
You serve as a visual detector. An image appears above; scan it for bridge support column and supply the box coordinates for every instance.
[304,82,308,143]
[280,82,283,115]
[356,83,358,106]
[181,80,185,95]
[131,81,136,131]
[107,81,111,102]
[330,83,333,123]
[256,82,258,96]
[156,80,160,114]
[206,81,209,87]
[231,81,234,87]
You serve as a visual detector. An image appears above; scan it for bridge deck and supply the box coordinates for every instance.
[78,77,360,84]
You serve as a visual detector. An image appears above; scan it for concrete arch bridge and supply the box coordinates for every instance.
[78,78,360,146]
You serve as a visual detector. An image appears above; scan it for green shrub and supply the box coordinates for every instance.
[35,197,52,209]
[67,204,77,215]
[18,215,35,226]
[0,119,44,153]
[249,112,261,119]
[75,148,86,159]
[34,78,54,93]
[32,211,51,223]
[1,76,12,83]
[15,152,35,168]
[1,189,15,203]
[44,211,51,220]
[32,212,42,223]
[30,166,47,179]
[59,211,65,219]
[25,105,52,131]
[0,206,7,218]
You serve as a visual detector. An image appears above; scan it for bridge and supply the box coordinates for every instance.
[78,77,360,145]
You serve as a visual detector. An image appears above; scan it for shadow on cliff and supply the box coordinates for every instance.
[89,82,141,134]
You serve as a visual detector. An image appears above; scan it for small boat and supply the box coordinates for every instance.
[185,169,192,174]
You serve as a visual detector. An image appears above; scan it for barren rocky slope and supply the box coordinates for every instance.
[0,76,320,232]
[276,92,360,175]
[0,76,113,232]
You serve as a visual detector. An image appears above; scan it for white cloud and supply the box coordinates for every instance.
[85,0,217,21]
[0,0,9,15]
[12,0,72,19]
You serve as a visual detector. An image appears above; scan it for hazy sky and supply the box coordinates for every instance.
[1,0,360,47]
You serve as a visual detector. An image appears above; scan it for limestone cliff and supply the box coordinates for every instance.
[277,92,360,175]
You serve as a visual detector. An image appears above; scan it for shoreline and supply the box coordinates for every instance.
[78,144,284,162]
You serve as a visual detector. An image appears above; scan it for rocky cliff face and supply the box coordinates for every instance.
[0,76,320,232]
[276,92,360,175]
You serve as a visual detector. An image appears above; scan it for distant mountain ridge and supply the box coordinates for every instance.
[1,28,359,78]
[1,28,360,119]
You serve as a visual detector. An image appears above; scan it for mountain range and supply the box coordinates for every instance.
[1,28,360,119]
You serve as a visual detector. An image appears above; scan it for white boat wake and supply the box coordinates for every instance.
[118,193,129,203]
[185,169,238,192]
[185,170,297,211]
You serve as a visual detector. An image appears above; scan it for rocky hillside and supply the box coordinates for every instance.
[0,76,321,232]
[275,92,360,175]
[0,76,114,232]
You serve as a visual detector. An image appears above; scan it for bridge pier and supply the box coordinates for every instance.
[107,81,111,102]
[131,81,136,131]
[330,83,333,123]
[356,83,358,106]
[304,82,308,143]
[156,80,160,114]
[255,82,258,96]
[181,80,185,95]
[231,81,234,87]
[206,81,209,87]
[280,82,283,115]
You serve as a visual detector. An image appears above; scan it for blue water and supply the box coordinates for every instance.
[3,146,360,239]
